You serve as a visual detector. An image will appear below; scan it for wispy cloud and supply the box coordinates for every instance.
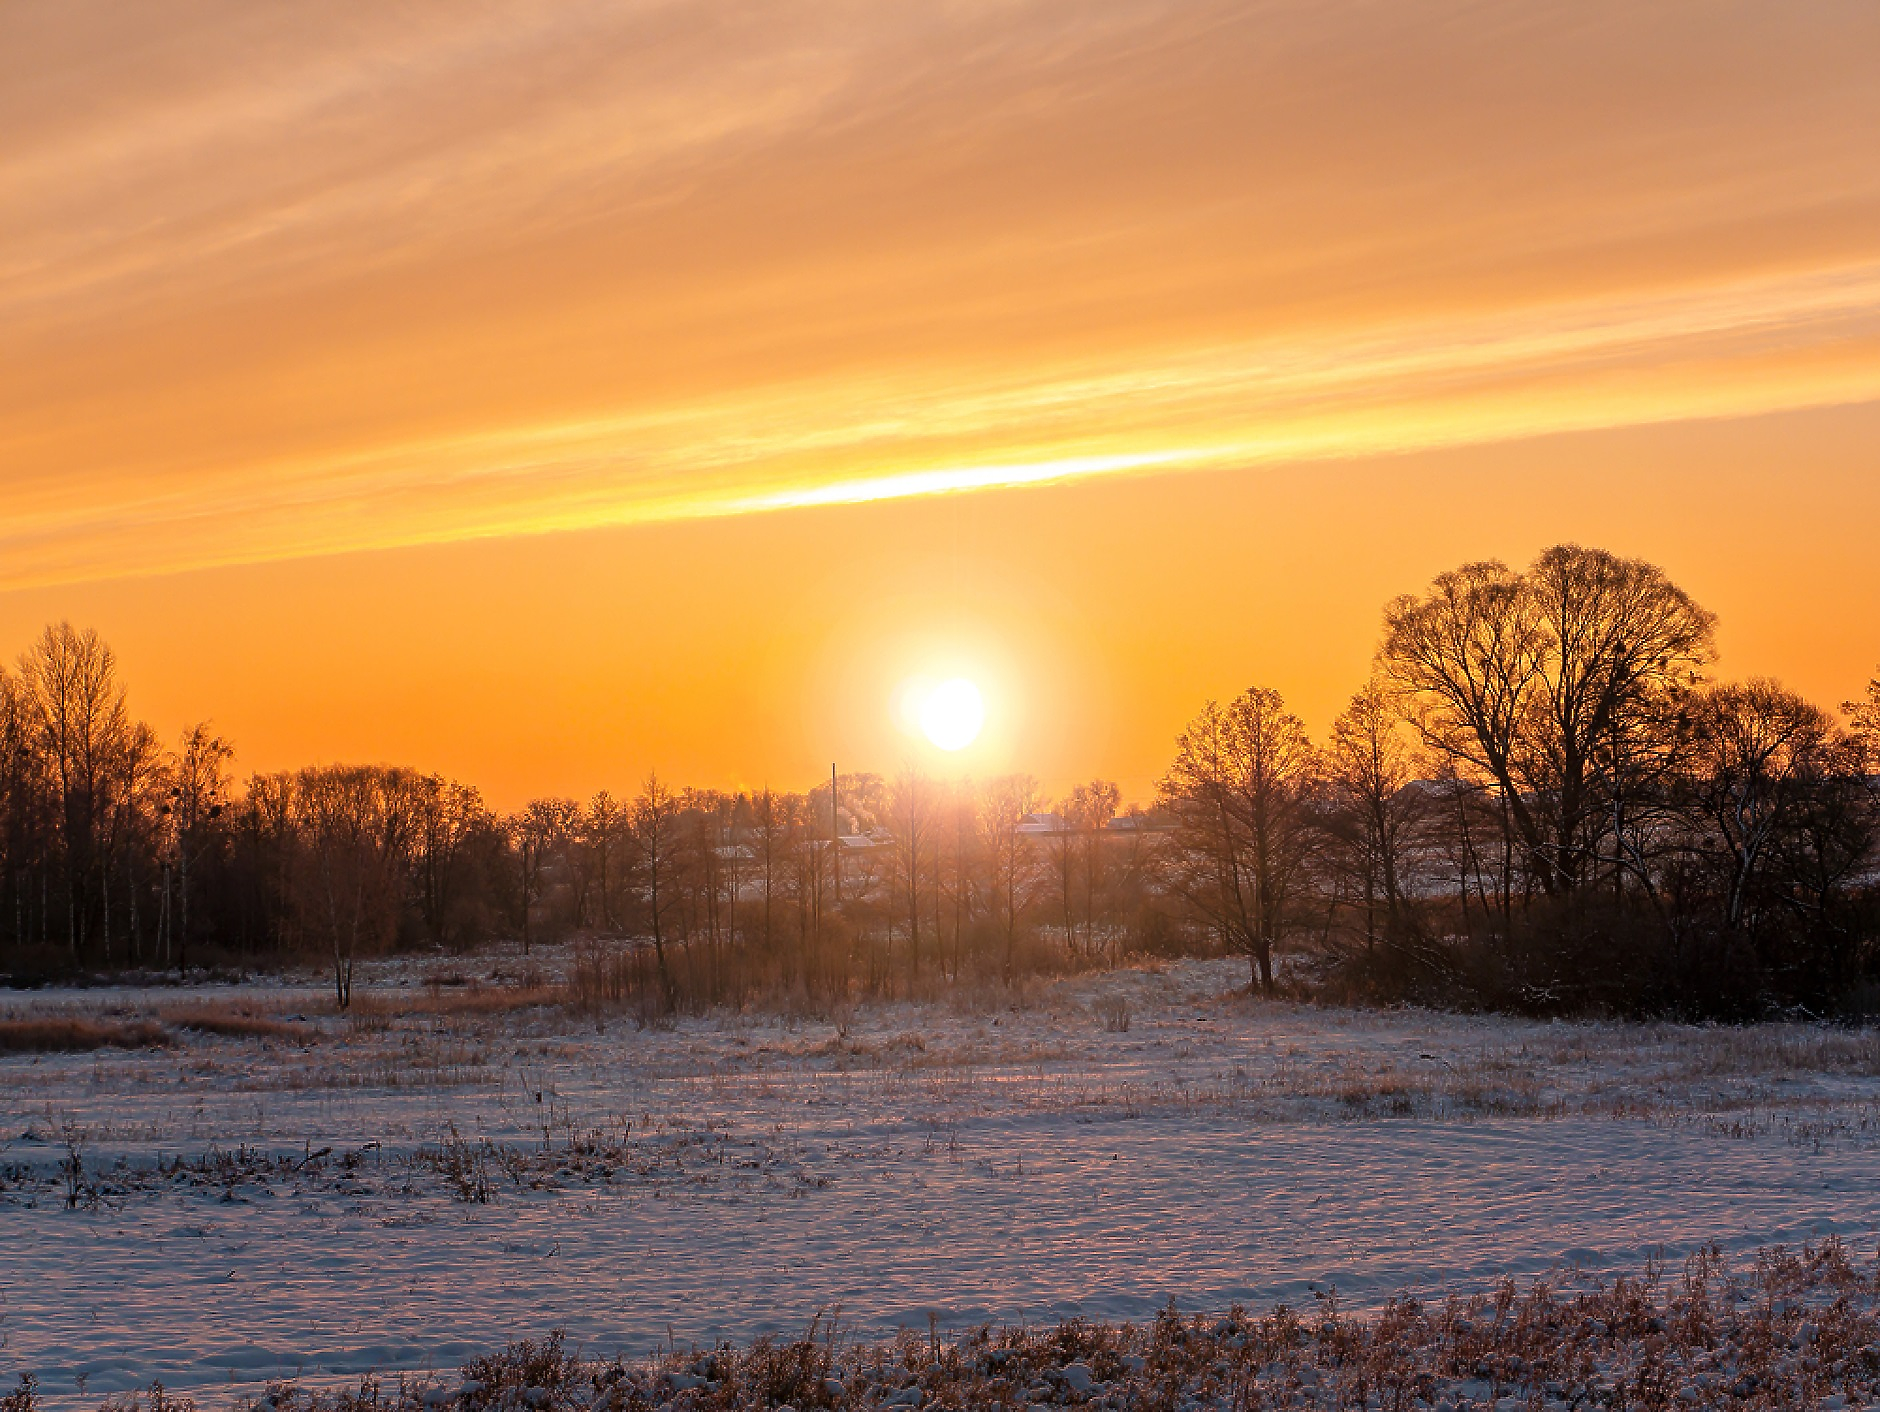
[4,0,1878,589]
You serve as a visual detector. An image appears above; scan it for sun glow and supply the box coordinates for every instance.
[911,677,986,752]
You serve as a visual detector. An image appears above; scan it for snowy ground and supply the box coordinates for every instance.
[3,955,1879,1407]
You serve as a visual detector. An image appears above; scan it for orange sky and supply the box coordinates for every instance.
[5,0,1880,807]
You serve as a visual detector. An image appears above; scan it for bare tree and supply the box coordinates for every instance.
[751,787,787,961]
[293,766,412,1008]
[1322,678,1423,956]
[98,720,162,966]
[1680,681,1864,934]
[579,790,626,932]
[889,768,937,985]
[508,798,575,953]
[1066,779,1121,958]
[1381,545,1715,900]
[18,624,131,961]
[925,779,972,981]
[162,723,234,971]
[0,668,44,953]
[628,772,680,1005]
[1844,670,1880,770]
[978,774,1043,980]
[1160,687,1316,994]
[411,775,492,952]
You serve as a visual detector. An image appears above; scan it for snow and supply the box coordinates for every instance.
[4,955,1880,1407]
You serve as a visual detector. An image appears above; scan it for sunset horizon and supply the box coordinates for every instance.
[7,0,1880,809]
[10,5,1880,1406]
[4,471,1879,812]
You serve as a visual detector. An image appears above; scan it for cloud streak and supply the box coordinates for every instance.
[4,0,1879,589]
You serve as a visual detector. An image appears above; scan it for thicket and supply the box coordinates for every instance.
[1,544,1876,1019]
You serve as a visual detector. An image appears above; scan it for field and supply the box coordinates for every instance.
[4,954,1880,1409]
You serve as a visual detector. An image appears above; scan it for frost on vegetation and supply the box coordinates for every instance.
[12,958,1880,1405]
[0,1116,821,1212]
[19,1243,1880,1412]
[11,955,1880,1126]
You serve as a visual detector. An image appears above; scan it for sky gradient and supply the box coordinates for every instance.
[6,0,1880,805]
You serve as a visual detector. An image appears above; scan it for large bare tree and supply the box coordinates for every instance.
[1160,687,1316,994]
[18,624,132,961]
[1381,545,1715,900]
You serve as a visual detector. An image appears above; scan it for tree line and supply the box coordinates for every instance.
[2,543,1877,1017]
[0,624,1177,1006]
[1165,544,1880,1016]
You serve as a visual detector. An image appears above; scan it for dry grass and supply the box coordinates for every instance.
[159,1002,309,1041]
[0,1016,170,1053]
[91,1241,1871,1412]
[249,1035,500,1091]
[341,985,561,1023]
[1668,1025,1880,1079]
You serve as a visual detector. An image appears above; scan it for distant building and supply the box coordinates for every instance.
[1102,811,1173,835]
[1013,809,1174,843]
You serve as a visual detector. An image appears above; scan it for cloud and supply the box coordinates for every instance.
[4,0,1879,588]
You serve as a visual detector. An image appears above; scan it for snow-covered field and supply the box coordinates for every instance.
[4,955,1879,1407]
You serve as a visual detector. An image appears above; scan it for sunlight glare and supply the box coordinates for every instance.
[916,677,985,752]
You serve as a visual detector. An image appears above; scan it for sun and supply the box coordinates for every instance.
[916,677,985,751]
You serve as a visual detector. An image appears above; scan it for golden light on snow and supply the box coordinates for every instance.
[908,677,986,752]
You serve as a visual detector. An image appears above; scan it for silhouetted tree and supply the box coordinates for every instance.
[19,624,132,962]
[889,768,937,985]
[412,775,495,952]
[162,723,234,971]
[293,766,412,1008]
[0,593,1869,1022]
[1321,678,1425,962]
[1676,681,1879,999]
[1161,688,1316,994]
[576,790,626,932]
[1381,545,1714,902]
[628,773,680,1005]
[978,774,1043,980]
[508,797,575,953]
[1844,670,1880,770]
